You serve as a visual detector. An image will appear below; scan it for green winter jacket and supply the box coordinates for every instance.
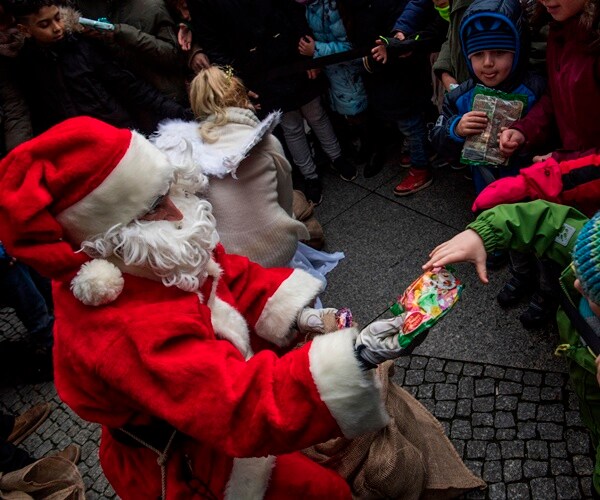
[468,200,600,493]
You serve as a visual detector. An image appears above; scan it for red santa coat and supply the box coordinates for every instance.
[52,245,388,499]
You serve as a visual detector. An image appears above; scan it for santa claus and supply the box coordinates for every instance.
[0,117,408,499]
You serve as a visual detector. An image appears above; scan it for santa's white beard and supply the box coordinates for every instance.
[80,188,219,292]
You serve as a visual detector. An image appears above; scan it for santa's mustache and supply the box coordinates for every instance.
[80,192,219,292]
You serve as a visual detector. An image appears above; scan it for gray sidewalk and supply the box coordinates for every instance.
[0,159,596,499]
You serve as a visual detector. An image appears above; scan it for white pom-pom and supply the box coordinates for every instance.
[71,260,124,306]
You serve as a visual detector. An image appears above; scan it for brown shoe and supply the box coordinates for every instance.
[7,402,52,446]
[52,444,81,465]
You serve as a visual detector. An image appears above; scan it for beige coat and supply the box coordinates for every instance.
[153,108,309,267]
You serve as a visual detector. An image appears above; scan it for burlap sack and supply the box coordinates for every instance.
[0,456,85,500]
[292,190,324,250]
[303,361,486,499]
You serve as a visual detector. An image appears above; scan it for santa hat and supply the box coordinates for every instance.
[0,116,177,306]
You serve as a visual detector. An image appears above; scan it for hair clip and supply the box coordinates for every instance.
[223,65,234,82]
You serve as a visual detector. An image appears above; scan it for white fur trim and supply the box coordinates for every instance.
[309,329,389,438]
[254,270,323,347]
[152,111,281,179]
[210,297,253,360]
[224,456,276,500]
[57,132,175,244]
[70,259,124,306]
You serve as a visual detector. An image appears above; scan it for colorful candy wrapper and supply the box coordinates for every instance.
[389,266,463,349]
[335,308,353,329]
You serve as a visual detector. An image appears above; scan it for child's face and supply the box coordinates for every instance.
[538,0,587,22]
[574,279,600,317]
[18,5,64,45]
[469,50,514,87]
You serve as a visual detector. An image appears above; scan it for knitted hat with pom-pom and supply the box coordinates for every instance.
[0,116,177,306]
[572,211,600,304]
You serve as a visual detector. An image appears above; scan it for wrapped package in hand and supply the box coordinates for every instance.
[390,266,463,349]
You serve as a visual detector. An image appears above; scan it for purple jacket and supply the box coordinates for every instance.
[512,16,600,152]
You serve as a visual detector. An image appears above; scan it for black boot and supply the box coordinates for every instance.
[332,157,357,181]
[497,272,535,308]
[304,178,323,206]
[519,292,558,330]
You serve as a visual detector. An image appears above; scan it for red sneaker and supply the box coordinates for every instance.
[399,152,411,168]
[393,168,432,196]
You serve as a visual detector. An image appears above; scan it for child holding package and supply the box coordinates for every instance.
[429,0,546,194]
[423,199,600,498]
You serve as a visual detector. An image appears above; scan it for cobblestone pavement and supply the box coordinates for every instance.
[0,303,595,499]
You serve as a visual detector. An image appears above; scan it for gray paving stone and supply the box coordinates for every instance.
[434,400,456,419]
[395,357,411,368]
[472,413,493,427]
[545,372,565,387]
[530,477,555,500]
[555,476,581,500]
[522,386,541,402]
[541,386,563,401]
[486,443,501,460]
[435,383,457,401]
[427,358,444,371]
[505,368,523,382]
[507,483,530,499]
[484,365,505,378]
[473,427,495,440]
[463,363,483,377]
[418,383,434,398]
[419,398,435,413]
[551,459,573,475]
[472,396,495,412]
[566,429,591,455]
[474,378,495,396]
[451,439,465,458]
[496,428,517,440]
[503,459,523,482]
[498,380,522,395]
[483,460,502,482]
[496,395,518,411]
[518,402,537,421]
[565,410,583,427]
[537,404,565,423]
[410,356,428,369]
[526,441,549,460]
[444,361,463,374]
[550,442,568,458]
[494,411,515,428]
[501,440,525,459]
[466,440,486,459]
[424,370,445,382]
[517,422,537,439]
[464,460,483,477]
[456,399,471,417]
[446,373,459,384]
[580,477,593,497]
[458,377,474,398]
[524,460,549,479]
[523,372,543,386]
[488,482,506,500]
[538,422,564,441]
[451,420,472,440]
[572,455,594,476]
[405,369,424,385]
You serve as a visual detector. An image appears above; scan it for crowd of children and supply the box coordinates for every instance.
[1,0,600,495]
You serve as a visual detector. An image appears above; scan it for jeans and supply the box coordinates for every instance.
[472,164,520,195]
[280,97,342,180]
[0,262,53,349]
[396,112,429,169]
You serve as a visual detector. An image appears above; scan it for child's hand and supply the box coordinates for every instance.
[298,35,316,57]
[455,111,488,137]
[499,128,525,157]
[393,31,413,58]
[178,23,192,51]
[371,39,388,63]
[190,52,210,73]
[423,229,489,284]
[306,68,321,79]
[532,152,552,163]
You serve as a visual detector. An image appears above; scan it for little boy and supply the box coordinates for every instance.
[8,0,188,134]
[430,0,545,193]
[424,200,600,498]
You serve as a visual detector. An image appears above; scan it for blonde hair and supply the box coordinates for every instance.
[189,66,252,143]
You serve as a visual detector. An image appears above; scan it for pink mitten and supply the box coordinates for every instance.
[472,174,529,212]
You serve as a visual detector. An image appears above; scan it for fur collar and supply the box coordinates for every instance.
[151,110,281,179]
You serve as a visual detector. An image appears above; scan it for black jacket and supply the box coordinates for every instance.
[16,35,187,134]
[188,0,324,113]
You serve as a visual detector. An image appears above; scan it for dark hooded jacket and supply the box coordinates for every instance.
[430,0,546,163]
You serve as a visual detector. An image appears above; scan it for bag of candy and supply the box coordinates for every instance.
[389,266,463,349]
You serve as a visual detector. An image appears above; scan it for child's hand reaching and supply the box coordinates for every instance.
[298,35,316,57]
[423,229,489,283]
[455,111,488,137]
[371,39,388,63]
[499,128,525,157]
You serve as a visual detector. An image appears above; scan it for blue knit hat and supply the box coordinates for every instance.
[572,212,600,304]
[461,13,518,58]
